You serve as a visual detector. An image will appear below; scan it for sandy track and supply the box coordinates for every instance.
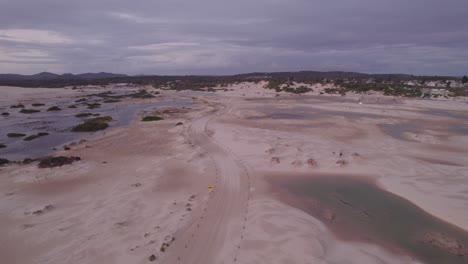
[163,101,251,264]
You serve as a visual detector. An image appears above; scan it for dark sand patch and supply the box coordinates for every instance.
[23,175,93,196]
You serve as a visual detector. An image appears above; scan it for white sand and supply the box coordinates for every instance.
[1,83,467,263]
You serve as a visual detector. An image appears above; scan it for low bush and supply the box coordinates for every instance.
[103,99,121,103]
[130,90,155,99]
[72,116,112,132]
[86,103,101,109]
[47,106,62,111]
[10,104,25,109]
[20,109,40,114]
[23,132,49,141]
[283,85,313,94]
[38,156,81,168]
[142,116,164,122]
[75,113,93,117]
[7,133,26,137]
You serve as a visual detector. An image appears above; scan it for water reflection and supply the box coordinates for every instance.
[0,98,192,160]
[270,174,468,264]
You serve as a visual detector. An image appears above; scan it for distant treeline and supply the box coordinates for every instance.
[0,71,461,88]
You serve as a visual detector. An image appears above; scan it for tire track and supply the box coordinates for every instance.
[162,100,252,264]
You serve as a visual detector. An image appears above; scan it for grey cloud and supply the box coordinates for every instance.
[0,0,467,75]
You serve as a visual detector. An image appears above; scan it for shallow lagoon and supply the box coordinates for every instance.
[0,96,191,160]
[271,175,468,264]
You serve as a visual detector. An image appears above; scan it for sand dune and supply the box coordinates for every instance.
[1,84,467,263]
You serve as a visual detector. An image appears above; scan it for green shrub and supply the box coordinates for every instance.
[10,104,25,108]
[24,132,49,141]
[103,99,121,103]
[47,106,62,111]
[7,133,26,137]
[130,90,155,99]
[38,156,80,168]
[283,86,313,94]
[142,116,164,122]
[72,116,112,132]
[20,109,40,114]
[72,122,109,132]
[86,103,101,109]
[75,113,93,117]
[89,116,112,122]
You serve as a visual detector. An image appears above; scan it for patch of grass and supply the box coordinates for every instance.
[68,105,77,109]
[38,156,80,168]
[90,89,154,100]
[75,98,87,103]
[7,133,26,138]
[0,143,6,149]
[86,103,101,109]
[142,116,164,122]
[103,99,121,103]
[283,85,313,94]
[32,103,45,107]
[75,113,93,117]
[23,132,49,141]
[47,106,62,111]
[1,112,9,116]
[130,90,155,99]
[72,122,109,132]
[10,104,25,109]
[20,109,40,114]
[72,116,112,132]
[90,116,112,122]
[89,91,114,98]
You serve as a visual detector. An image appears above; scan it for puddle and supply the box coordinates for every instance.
[451,123,468,135]
[256,105,384,120]
[378,123,422,141]
[423,109,468,122]
[270,174,468,264]
[380,121,468,142]
[0,98,192,160]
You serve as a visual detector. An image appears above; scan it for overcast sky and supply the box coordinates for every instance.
[0,0,467,76]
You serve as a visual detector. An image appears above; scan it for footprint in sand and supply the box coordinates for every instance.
[270,157,280,164]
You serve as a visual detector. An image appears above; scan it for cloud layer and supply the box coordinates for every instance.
[1,0,467,75]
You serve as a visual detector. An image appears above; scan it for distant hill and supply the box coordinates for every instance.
[0,72,127,80]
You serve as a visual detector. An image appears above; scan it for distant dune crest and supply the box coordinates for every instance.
[0,72,127,80]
